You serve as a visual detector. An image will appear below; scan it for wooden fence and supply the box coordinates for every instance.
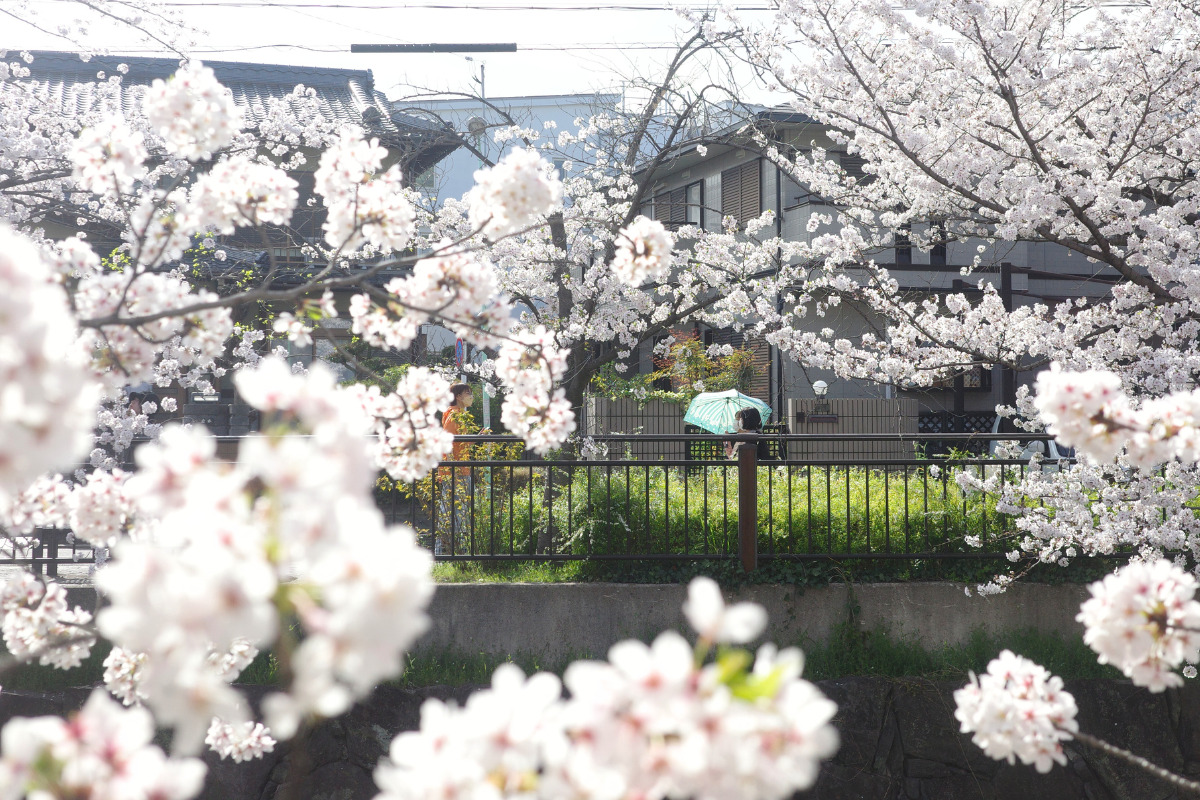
[583,396,919,461]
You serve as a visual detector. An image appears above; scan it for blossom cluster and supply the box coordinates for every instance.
[467,147,563,239]
[313,129,414,252]
[495,326,576,454]
[1077,559,1200,691]
[1034,365,1200,468]
[0,690,206,800]
[205,719,277,763]
[611,215,674,286]
[953,650,1078,773]
[0,226,98,511]
[354,367,455,482]
[350,245,513,352]
[68,467,132,547]
[143,61,241,160]
[70,116,148,197]
[189,154,299,232]
[89,359,433,753]
[375,578,838,800]
[74,270,234,391]
[0,572,95,670]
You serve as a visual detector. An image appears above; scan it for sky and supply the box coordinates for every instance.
[2,0,779,103]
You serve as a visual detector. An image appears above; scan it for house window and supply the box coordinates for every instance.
[782,170,827,209]
[653,181,703,230]
[895,224,912,265]
[686,181,702,227]
[930,365,992,391]
[839,153,872,184]
[721,160,761,228]
[272,246,307,267]
[930,220,947,266]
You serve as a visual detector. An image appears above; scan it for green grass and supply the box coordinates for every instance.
[1,640,111,691]
[414,463,1015,560]
[431,560,589,583]
[802,622,1121,682]
[431,554,1119,587]
[393,626,1122,685]
[0,624,1123,693]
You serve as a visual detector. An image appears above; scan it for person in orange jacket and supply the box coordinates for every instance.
[436,383,474,554]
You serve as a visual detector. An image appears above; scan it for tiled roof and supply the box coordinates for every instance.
[18,51,446,146]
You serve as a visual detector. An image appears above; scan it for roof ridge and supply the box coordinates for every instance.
[22,50,376,88]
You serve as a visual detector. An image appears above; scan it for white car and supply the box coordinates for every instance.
[987,416,1075,470]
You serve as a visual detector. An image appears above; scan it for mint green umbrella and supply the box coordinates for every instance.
[683,390,773,434]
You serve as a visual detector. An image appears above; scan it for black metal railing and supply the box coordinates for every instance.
[376,432,1079,570]
[3,433,1083,576]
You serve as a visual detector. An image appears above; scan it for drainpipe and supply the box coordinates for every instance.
[774,163,785,421]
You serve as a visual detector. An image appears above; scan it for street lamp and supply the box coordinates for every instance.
[812,380,830,415]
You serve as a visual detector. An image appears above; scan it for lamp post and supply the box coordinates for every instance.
[813,379,830,415]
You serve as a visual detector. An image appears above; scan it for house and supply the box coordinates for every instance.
[635,108,1121,441]
[20,50,459,260]
[16,51,463,432]
[392,92,620,204]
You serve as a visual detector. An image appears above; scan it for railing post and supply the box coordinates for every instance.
[738,438,758,572]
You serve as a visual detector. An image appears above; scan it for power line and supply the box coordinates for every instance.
[71,42,690,53]
[351,43,518,52]
[160,1,776,9]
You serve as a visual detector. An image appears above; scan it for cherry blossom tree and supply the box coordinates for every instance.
[718,0,1200,790]
[0,5,843,795]
[397,34,806,415]
[716,0,1200,572]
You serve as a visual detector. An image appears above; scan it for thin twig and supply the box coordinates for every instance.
[1071,729,1200,795]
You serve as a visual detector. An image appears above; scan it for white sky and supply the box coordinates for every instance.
[3,0,778,102]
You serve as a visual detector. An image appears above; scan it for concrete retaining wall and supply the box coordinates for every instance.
[7,679,1195,800]
[417,581,1092,659]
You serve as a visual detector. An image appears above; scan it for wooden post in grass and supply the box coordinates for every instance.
[738,437,758,572]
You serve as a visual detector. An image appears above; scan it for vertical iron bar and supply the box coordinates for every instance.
[845,466,851,554]
[865,464,871,555]
[766,458,774,557]
[664,466,670,553]
[788,463,795,554]
[826,466,832,554]
[644,465,651,555]
[884,465,890,553]
[723,462,729,555]
[684,464,690,554]
[546,465,553,556]
[806,464,813,553]
[738,439,758,572]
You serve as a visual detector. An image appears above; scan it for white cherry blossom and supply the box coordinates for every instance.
[682,576,768,644]
[144,61,241,160]
[467,147,563,239]
[1077,560,1200,691]
[954,651,1078,774]
[611,216,674,287]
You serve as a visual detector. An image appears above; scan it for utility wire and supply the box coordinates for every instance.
[159,1,776,9]
[69,42,692,53]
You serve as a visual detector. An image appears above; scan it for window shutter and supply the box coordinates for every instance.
[721,161,761,228]
[653,193,670,223]
[841,154,870,183]
[669,187,687,226]
[739,161,760,221]
[721,167,740,221]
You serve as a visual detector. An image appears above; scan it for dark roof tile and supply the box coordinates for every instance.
[18,50,446,141]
